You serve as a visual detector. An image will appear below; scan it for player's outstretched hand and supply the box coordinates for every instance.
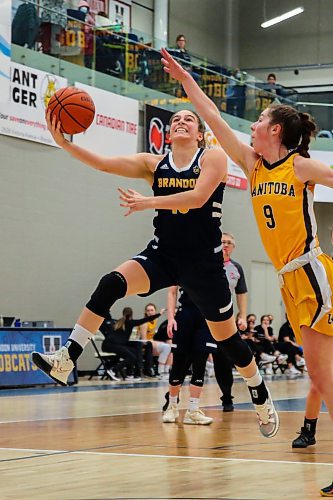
[118,187,153,216]
[161,47,188,82]
[45,110,68,148]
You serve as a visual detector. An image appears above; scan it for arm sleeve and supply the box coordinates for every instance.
[233,261,248,294]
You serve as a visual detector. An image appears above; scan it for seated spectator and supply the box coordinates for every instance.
[100,307,158,380]
[254,314,278,352]
[138,303,171,377]
[278,316,306,375]
[254,315,288,374]
[242,314,277,374]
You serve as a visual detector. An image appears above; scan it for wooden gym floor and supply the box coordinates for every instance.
[0,374,332,499]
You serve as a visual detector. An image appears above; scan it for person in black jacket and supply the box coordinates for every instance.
[12,2,40,49]
[100,307,160,380]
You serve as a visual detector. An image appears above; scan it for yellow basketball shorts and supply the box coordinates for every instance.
[281,253,333,345]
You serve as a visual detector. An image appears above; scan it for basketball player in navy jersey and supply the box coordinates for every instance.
[32,109,278,438]
[162,285,214,425]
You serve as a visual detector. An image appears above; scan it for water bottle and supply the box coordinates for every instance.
[0,315,4,327]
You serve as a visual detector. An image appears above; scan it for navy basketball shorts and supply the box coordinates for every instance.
[131,241,233,322]
[172,305,217,353]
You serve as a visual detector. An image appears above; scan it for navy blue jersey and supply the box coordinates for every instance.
[152,148,226,254]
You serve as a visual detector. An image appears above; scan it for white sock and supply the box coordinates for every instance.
[189,397,200,412]
[244,368,263,388]
[158,363,165,374]
[69,323,92,349]
[170,396,178,406]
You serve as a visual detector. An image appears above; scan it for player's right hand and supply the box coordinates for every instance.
[161,47,188,82]
[167,318,177,338]
[45,110,68,148]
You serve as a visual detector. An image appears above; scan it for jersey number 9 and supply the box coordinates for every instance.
[263,204,276,229]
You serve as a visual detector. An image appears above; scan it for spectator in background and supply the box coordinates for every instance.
[39,0,67,55]
[226,68,245,118]
[137,304,170,377]
[267,73,277,86]
[170,34,200,89]
[100,307,158,380]
[12,1,40,49]
[174,34,192,71]
[278,316,306,376]
[162,286,214,425]
[77,0,95,69]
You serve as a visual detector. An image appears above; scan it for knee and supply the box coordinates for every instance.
[218,332,253,368]
[86,271,127,317]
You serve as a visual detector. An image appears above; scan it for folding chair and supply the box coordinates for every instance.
[88,332,118,381]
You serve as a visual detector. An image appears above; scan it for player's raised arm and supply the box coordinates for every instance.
[119,149,227,216]
[161,48,257,175]
[294,155,333,187]
[46,112,157,182]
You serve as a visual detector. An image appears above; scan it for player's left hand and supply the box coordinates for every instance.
[237,317,247,331]
[118,188,153,216]
[161,47,188,82]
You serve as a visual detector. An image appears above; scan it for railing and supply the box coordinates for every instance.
[10,0,332,132]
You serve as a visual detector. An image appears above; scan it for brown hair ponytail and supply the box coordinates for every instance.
[298,112,317,158]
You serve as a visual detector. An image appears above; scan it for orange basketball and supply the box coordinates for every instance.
[47,86,95,135]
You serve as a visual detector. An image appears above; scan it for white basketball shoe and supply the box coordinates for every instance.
[31,346,74,386]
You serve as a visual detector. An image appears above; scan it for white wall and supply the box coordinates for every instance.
[168,0,239,67]
[239,0,333,80]
[131,0,154,40]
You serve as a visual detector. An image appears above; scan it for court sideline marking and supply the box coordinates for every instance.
[0,446,333,467]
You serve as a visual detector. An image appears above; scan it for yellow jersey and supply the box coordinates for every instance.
[146,318,158,340]
[250,151,319,270]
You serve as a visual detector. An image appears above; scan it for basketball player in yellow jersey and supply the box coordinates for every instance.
[120,49,333,496]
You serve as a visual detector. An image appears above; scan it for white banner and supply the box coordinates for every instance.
[205,126,249,190]
[0,0,11,103]
[73,82,139,155]
[0,62,68,146]
[311,150,333,203]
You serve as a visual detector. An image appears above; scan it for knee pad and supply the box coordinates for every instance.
[169,351,188,386]
[190,352,207,387]
[190,375,204,387]
[217,332,253,368]
[86,271,127,317]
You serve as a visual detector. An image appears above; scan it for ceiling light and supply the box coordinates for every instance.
[261,7,304,28]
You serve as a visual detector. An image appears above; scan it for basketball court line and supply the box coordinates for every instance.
[0,397,312,425]
[0,373,304,398]
[0,446,332,467]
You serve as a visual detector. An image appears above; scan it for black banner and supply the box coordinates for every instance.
[145,104,172,155]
